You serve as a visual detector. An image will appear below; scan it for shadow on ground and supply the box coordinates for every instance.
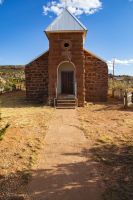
[1,91,133,112]
[90,142,133,200]
[0,145,101,200]
[0,142,133,200]
[0,91,46,108]
[90,98,133,112]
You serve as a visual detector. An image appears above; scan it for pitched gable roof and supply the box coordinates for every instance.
[45,8,87,33]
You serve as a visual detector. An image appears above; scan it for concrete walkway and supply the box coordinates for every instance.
[28,109,103,200]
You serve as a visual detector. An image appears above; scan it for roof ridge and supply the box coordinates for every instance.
[84,48,107,63]
[26,50,49,65]
[65,8,87,31]
[45,8,87,32]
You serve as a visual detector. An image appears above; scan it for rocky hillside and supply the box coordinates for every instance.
[0,65,25,93]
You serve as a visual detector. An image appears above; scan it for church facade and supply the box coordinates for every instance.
[25,9,108,107]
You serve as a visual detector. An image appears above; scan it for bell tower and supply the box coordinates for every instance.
[45,8,88,106]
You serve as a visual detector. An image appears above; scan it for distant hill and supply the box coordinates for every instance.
[0,65,25,93]
[108,74,133,79]
[0,65,25,71]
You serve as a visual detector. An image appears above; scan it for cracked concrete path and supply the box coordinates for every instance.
[28,109,103,200]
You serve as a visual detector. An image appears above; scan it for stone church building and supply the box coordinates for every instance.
[25,9,108,107]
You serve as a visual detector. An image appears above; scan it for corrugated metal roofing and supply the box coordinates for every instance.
[45,8,88,32]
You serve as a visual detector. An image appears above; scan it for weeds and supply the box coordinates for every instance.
[79,101,133,200]
[0,123,10,140]
[91,142,133,200]
[0,66,25,93]
[109,78,133,91]
[21,171,32,184]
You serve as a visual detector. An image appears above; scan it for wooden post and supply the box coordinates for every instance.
[112,58,115,97]
[112,88,115,98]
[113,59,115,80]
[124,91,128,109]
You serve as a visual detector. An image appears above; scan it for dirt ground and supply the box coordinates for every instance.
[0,91,53,199]
[78,99,133,200]
[0,92,133,200]
[27,109,103,200]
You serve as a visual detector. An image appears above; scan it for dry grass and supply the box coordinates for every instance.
[78,99,133,200]
[0,91,54,199]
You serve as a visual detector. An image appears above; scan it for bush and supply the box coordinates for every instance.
[0,113,10,140]
[109,79,133,92]
[0,123,10,140]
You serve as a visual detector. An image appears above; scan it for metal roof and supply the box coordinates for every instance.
[45,8,88,33]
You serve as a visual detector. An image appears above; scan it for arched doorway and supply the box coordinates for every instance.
[57,62,76,96]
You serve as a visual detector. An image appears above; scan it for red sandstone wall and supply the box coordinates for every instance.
[25,39,108,105]
[25,51,49,102]
[48,32,85,106]
[84,49,108,102]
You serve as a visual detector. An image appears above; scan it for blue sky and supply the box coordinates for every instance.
[0,0,133,75]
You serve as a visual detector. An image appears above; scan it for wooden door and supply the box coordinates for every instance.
[61,71,74,94]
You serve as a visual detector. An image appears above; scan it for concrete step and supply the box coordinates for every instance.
[57,99,76,102]
[56,106,76,109]
[57,100,76,104]
[56,98,76,109]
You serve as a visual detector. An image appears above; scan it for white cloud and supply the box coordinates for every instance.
[107,59,133,70]
[43,0,102,16]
